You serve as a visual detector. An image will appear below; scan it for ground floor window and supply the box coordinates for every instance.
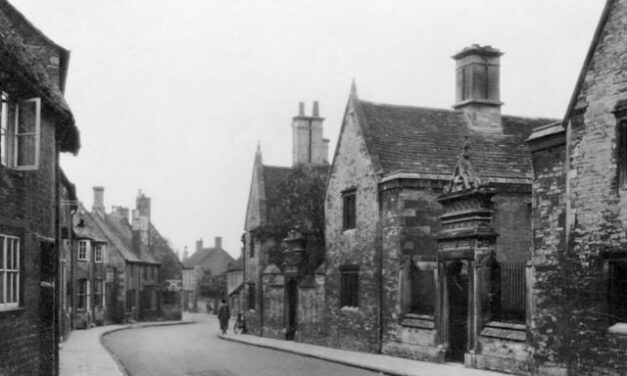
[94,280,104,308]
[340,265,359,307]
[401,258,435,316]
[0,235,20,310]
[490,261,526,323]
[77,279,88,310]
[609,261,627,324]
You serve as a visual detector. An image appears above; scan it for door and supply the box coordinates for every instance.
[40,241,57,376]
[446,260,469,362]
[285,278,298,340]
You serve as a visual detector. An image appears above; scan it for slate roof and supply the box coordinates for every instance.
[226,256,243,272]
[355,99,557,182]
[76,206,158,264]
[0,0,78,152]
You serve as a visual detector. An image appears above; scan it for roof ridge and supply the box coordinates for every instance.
[358,98,459,113]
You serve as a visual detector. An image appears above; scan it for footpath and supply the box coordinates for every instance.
[59,318,192,376]
[222,332,508,376]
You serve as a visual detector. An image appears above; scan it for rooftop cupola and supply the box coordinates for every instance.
[453,44,503,131]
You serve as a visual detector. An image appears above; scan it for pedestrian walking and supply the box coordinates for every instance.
[217,299,230,335]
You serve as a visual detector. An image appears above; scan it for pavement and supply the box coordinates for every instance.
[61,312,508,376]
[59,318,194,376]
[221,331,508,376]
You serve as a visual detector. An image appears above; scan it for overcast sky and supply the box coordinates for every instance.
[12,0,604,258]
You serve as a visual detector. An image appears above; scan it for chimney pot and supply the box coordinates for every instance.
[312,101,319,117]
[298,102,305,116]
[92,186,105,214]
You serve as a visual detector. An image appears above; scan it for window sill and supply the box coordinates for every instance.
[480,321,526,342]
[340,306,359,313]
[401,313,435,329]
[0,307,25,317]
[608,323,627,336]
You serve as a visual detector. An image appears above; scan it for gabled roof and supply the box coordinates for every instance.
[76,206,158,264]
[0,0,78,152]
[263,165,294,224]
[182,246,233,272]
[352,97,556,183]
[226,256,243,272]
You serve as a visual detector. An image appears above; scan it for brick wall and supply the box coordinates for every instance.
[325,99,381,352]
[0,116,57,375]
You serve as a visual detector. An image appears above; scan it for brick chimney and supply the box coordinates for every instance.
[292,101,328,166]
[452,44,503,131]
[92,186,105,215]
[215,236,222,250]
[196,238,203,252]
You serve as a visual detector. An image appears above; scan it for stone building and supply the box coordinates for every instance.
[527,0,627,374]
[324,46,554,374]
[58,170,78,341]
[182,236,233,312]
[226,256,244,316]
[242,102,329,340]
[0,0,80,374]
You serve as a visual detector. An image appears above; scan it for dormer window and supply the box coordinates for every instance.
[0,93,41,170]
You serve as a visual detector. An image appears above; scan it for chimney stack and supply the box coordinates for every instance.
[292,101,328,166]
[133,190,151,249]
[215,236,222,250]
[183,246,189,261]
[112,206,130,222]
[196,238,203,252]
[452,44,503,131]
[92,186,105,215]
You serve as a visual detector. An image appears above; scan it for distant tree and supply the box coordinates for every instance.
[198,269,227,299]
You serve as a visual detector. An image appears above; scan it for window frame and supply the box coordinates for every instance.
[77,279,87,311]
[249,236,255,259]
[342,189,357,230]
[0,235,20,311]
[12,97,41,171]
[608,260,627,325]
[94,244,105,263]
[78,240,89,261]
[247,282,256,311]
[93,279,104,308]
[339,265,359,308]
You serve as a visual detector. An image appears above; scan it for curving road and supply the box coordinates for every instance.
[102,314,379,376]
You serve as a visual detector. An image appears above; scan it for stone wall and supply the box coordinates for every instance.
[295,273,326,345]
[325,98,381,352]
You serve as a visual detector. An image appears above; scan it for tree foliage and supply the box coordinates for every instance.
[256,164,328,275]
[198,269,227,299]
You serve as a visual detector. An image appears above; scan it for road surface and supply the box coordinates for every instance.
[102,314,380,376]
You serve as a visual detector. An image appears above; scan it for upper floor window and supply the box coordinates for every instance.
[0,235,20,310]
[94,244,105,263]
[340,265,359,307]
[342,189,356,230]
[78,240,89,261]
[0,93,41,170]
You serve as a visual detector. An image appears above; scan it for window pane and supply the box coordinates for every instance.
[10,272,17,303]
[0,236,4,269]
[0,271,4,303]
[16,134,36,166]
[17,101,37,134]
[11,239,17,270]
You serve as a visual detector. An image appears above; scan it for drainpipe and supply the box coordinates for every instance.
[54,145,61,373]
[377,185,384,353]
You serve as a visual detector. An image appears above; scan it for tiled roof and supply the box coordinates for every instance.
[226,256,243,272]
[74,204,107,243]
[356,99,557,182]
[182,247,234,273]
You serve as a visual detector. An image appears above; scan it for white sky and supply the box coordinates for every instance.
[12,0,604,258]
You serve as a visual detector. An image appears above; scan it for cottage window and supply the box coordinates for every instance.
[340,265,359,307]
[94,280,104,308]
[0,235,20,310]
[78,240,89,261]
[609,261,627,324]
[342,189,356,230]
[77,279,88,310]
[247,282,256,311]
[490,261,526,323]
[94,244,105,263]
